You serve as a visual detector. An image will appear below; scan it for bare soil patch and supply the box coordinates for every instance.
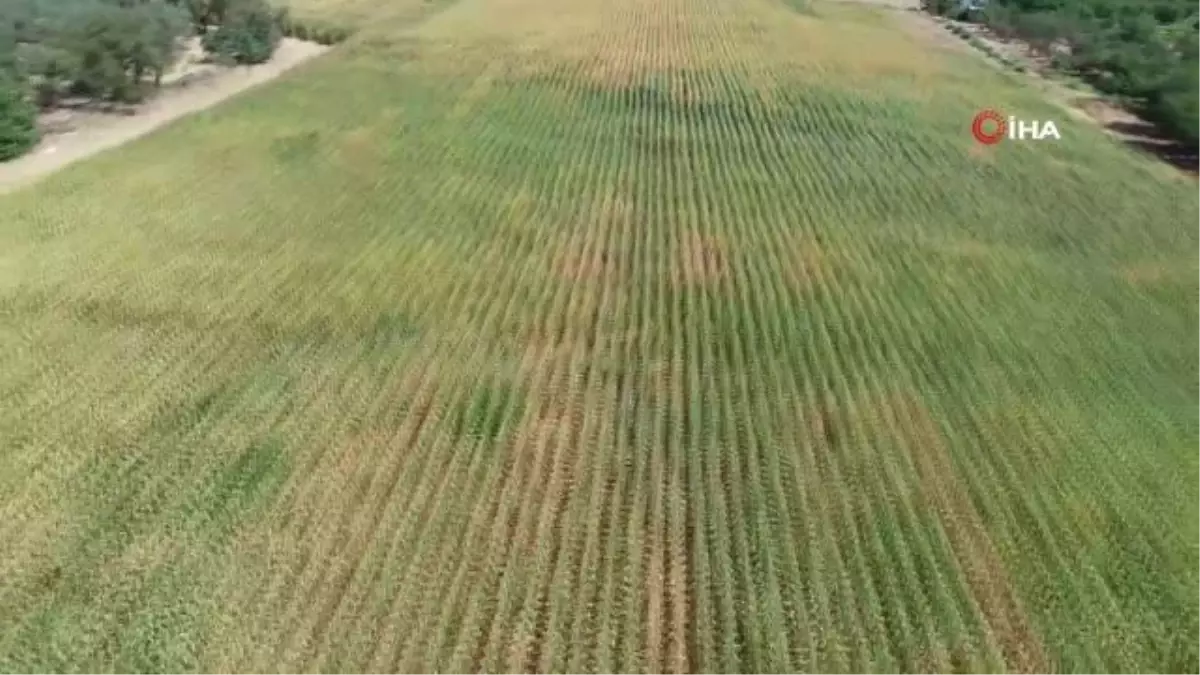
[506,386,586,566]
[550,194,633,283]
[1120,259,1198,287]
[644,514,691,674]
[673,232,728,288]
[552,244,623,283]
[958,22,1045,66]
[890,10,983,58]
[0,38,331,195]
[967,142,996,163]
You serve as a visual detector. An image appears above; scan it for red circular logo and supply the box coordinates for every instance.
[971,109,1007,145]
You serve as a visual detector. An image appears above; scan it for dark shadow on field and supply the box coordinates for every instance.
[1104,120,1199,176]
[561,74,879,140]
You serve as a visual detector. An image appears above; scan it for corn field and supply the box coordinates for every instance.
[0,0,1196,671]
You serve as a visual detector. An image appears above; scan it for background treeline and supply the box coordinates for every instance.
[0,0,347,160]
[925,0,1198,147]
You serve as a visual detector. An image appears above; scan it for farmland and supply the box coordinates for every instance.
[0,0,1197,671]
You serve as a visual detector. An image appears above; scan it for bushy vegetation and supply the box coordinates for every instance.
[925,0,1199,145]
[281,18,350,46]
[202,0,284,65]
[0,74,37,159]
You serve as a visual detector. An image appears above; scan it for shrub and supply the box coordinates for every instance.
[273,6,292,37]
[201,0,281,65]
[318,27,341,45]
[286,20,351,45]
[1143,57,1199,146]
[0,76,38,161]
[922,0,956,15]
[15,42,78,108]
[51,0,190,102]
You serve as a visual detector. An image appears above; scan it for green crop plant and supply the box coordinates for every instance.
[0,0,1195,671]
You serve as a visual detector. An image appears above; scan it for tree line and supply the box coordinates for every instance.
[0,0,291,160]
[926,0,1198,147]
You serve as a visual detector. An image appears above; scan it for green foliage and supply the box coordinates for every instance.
[15,42,79,107]
[926,0,1199,146]
[71,2,184,100]
[201,0,282,64]
[922,0,957,14]
[0,15,17,75]
[0,74,37,160]
[320,25,351,44]
[0,0,306,161]
[0,0,190,104]
[289,20,309,40]
[167,0,230,30]
[1144,56,1199,144]
[189,436,288,528]
[280,17,350,45]
[453,383,523,443]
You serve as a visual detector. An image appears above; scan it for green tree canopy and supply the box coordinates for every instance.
[927,0,1198,146]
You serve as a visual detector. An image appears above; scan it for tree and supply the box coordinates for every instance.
[0,17,17,75]
[1145,55,1199,145]
[53,0,188,102]
[0,74,37,160]
[201,0,281,65]
[59,3,141,100]
[1011,11,1069,53]
[0,0,194,160]
[15,42,78,107]
[165,0,229,32]
[126,0,190,86]
[929,0,1198,147]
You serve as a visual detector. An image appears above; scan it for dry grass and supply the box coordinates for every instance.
[673,232,729,288]
[1120,259,1199,286]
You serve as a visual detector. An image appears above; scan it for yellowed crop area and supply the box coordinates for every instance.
[0,0,1196,671]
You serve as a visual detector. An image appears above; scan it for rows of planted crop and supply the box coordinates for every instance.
[319,0,1196,668]
[0,0,1195,669]
[688,32,1042,668]
[243,89,576,672]
[225,28,624,674]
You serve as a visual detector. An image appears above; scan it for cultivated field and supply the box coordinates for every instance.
[0,0,1196,671]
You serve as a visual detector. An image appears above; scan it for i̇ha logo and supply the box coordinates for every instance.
[972,109,1061,144]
